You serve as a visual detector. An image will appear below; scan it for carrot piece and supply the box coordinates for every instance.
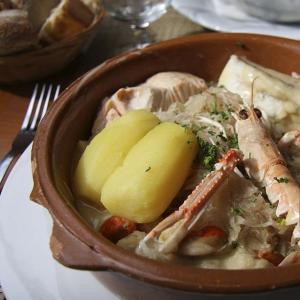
[100,216,136,243]
[258,251,284,266]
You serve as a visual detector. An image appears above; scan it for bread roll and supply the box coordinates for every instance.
[0,9,37,55]
[27,0,60,30]
[11,0,27,8]
[39,0,96,44]
[0,0,14,10]
[81,0,102,14]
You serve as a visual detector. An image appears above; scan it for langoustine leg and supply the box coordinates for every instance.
[138,149,242,255]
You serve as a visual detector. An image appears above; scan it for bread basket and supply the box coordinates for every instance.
[0,9,104,85]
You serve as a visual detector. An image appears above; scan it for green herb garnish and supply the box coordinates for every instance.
[220,111,230,121]
[145,166,151,172]
[209,100,218,115]
[217,132,227,142]
[197,138,219,171]
[226,104,235,113]
[274,176,289,183]
[179,123,189,129]
[231,241,239,249]
[276,217,286,226]
[231,207,245,216]
[227,133,239,149]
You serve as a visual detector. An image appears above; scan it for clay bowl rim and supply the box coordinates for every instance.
[33,32,300,294]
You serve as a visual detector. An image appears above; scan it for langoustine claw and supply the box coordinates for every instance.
[138,149,242,255]
[279,250,300,266]
[278,130,300,171]
[235,105,300,243]
[278,130,300,151]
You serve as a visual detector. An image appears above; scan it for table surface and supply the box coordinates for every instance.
[0,7,204,160]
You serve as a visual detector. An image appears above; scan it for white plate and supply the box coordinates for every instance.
[172,0,300,40]
[0,146,118,300]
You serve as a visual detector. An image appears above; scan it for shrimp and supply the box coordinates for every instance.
[138,149,242,256]
[235,105,300,243]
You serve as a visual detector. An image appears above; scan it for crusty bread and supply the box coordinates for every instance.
[27,0,60,30]
[0,9,37,55]
[81,0,102,14]
[0,0,102,55]
[39,0,96,44]
[10,0,27,9]
[0,0,13,10]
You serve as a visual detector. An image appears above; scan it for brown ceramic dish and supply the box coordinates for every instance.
[31,33,300,299]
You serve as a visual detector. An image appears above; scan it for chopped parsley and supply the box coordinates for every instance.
[145,166,151,172]
[220,111,230,121]
[209,100,218,115]
[178,123,189,129]
[227,133,239,149]
[226,104,235,113]
[231,241,239,249]
[208,101,234,123]
[217,132,227,142]
[274,176,289,184]
[275,217,286,226]
[187,140,193,144]
[231,207,245,216]
[197,137,219,171]
[250,192,260,203]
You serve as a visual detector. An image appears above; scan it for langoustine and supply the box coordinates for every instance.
[235,104,300,244]
[137,149,242,257]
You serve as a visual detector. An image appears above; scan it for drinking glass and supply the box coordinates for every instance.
[102,0,171,49]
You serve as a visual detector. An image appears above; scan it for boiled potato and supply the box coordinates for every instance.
[101,122,198,223]
[73,110,160,204]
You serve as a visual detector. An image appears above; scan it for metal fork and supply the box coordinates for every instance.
[0,84,61,193]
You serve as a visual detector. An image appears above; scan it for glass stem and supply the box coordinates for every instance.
[130,26,153,49]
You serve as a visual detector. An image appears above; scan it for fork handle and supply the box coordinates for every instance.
[0,151,19,194]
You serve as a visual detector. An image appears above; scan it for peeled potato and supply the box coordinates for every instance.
[101,122,198,223]
[73,110,160,204]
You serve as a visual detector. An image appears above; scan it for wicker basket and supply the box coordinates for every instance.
[0,10,105,85]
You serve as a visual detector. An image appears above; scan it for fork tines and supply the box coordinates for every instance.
[21,84,61,131]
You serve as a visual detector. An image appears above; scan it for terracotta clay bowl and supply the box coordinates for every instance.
[31,33,300,299]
